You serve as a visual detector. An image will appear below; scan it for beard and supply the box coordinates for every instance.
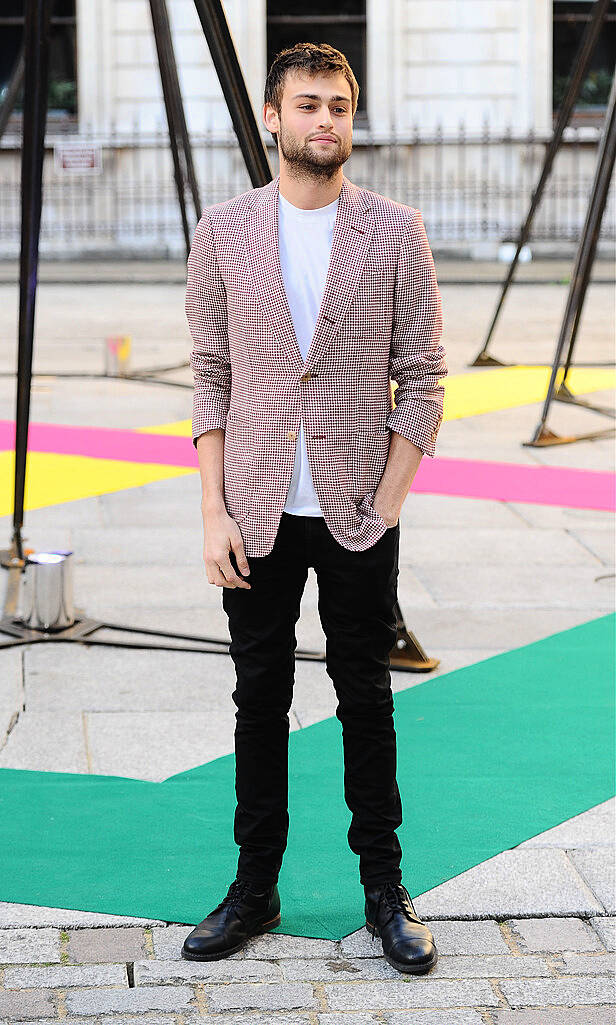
[277,120,352,182]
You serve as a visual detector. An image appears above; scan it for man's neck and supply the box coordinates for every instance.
[278,167,343,210]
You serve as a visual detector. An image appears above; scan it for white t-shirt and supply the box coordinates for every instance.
[278,190,339,517]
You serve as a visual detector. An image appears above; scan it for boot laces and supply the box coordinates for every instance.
[220,879,252,907]
[370,882,418,942]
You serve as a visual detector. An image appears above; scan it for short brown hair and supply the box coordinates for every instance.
[264,42,359,145]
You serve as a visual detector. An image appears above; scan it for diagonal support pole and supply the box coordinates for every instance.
[525,73,616,448]
[471,0,611,367]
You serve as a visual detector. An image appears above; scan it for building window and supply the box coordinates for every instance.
[266,1,367,123]
[0,0,77,122]
[553,1,615,120]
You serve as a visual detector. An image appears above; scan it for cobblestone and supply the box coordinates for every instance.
[557,952,615,975]
[0,927,60,965]
[499,975,616,1007]
[493,1009,616,1025]
[590,916,616,951]
[203,981,316,1012]
[133,956,282,984]
[0,988,57,1019]
[2,962,127,988]
[65,985,195,1014]
[66,926,149,963]
[506,917,606,952]
[183,1016,312,1025]
[323,979,499,1010]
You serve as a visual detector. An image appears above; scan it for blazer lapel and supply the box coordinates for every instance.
[243,173,375,372]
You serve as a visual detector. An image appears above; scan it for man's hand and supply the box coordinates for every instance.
[373,490,400,528]
[202,506,251,589]
[373,430,425,527]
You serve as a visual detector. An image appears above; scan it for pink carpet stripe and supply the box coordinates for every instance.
[413,456,615,512]
[1,421,614,512]
[0,420,197,468]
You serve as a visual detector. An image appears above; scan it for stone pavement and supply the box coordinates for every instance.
[0,263,614,1022]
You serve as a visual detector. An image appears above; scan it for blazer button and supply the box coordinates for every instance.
[300,371,314,381]
[287,429,298,440]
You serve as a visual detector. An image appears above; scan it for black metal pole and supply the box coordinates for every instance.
[12,0,53,562]
[192,0,272,188]
[472,0,611,366]
[148,0,201,258]
[527,72,616,444]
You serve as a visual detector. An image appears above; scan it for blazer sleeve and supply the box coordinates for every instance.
[385,209,448,458]
[185,209,231,448]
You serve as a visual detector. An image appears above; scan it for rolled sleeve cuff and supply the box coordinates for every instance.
[192,393,229,448]
[386,399,444,458]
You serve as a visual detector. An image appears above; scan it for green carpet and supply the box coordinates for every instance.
[0,613,613,938]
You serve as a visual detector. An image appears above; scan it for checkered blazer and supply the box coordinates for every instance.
[186,173,447,557]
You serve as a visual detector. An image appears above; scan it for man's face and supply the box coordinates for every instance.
[264,70,354,179]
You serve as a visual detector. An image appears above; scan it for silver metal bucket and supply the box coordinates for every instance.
[20,551,75,631]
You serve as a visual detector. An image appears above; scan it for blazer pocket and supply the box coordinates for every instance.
[347,429,392,501]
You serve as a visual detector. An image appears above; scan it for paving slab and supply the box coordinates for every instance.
[203,981,316,1012]
[84,707,244,780]
[0,902,164,928]
[397,527,598,567]
[557,952,615,975]
[133,957,282,984]
[568,850,616,914]
[505,502,615,530]
[413,849,606,919]
[65,985,195,1014]
[0,711,88,774]
[493,1009,616,1025]
[567,528,615,567]
[0,927,60,964]
[322,978,499,1009]
[24,645,237,713]
[66,927,149,963]
[400,493,530,529]
[498,976,615,1007]
[0,648,22,744]
[0,989,57,1020]
[507,917,607,953]
[386,607,611,653]
[591,917,616,951]
[3,962,128,987]
[382,1014,488,1025]
[412,561,614,610]
[319,1014,488,1025]
[48,1019,179,1025]
[516,799,614,850]
[72,564,223,612]
[70,526,204,566]
[184,1017,312,1025]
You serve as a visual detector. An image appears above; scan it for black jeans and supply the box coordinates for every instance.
[222,510,403,889]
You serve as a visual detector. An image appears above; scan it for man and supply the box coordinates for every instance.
[182,42,447,975]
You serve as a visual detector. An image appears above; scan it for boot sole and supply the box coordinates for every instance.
[181,912,281,961]
[365,920,438,975]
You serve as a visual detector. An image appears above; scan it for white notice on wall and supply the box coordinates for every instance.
[54,142,102,174]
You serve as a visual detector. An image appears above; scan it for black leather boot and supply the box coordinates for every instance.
[364,881,437,974]
[181,879,281,961]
